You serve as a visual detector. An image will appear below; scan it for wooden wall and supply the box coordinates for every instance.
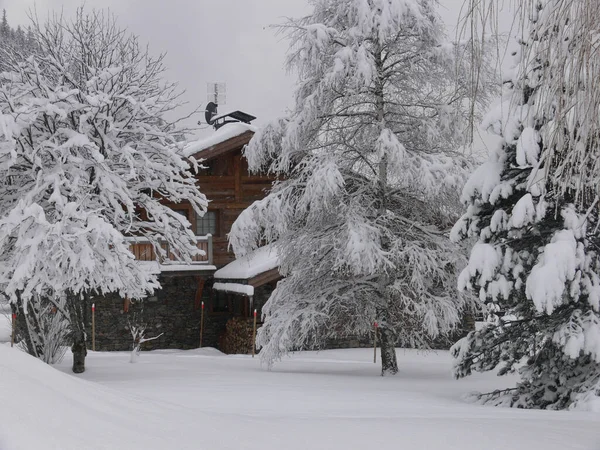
[196,149,275,267]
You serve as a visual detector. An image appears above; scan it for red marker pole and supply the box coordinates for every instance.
[373,322,378,364]
[11,313,16,348]
[199,301,205,348]
[252,309,257,357]
[91,303,96,351]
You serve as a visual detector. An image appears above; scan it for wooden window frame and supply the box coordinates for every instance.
[196,210,220,237]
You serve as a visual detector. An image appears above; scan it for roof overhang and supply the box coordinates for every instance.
[189,130,254,161]
[213,268,282,297]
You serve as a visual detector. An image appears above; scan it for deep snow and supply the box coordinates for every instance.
[0,303,11,343]
[1,345,598,450]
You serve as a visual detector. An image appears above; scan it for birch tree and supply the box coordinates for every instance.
[230,0,490,375]
[0,10,207,373]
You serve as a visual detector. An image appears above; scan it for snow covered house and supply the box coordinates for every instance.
[91,123,281,352]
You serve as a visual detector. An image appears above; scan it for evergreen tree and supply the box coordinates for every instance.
[0,9,207,373]
[26,26,35,49]
[14,25,25,48]
[0,10,9,39]
[229,0,490,375]
[452,0,600,409]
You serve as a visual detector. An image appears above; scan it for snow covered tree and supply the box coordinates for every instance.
[16,292,70,364]
[452,0,600,409]
[0,10,9,39]
[0,9,207,373]
[0,12,37,72]
[229,0,490,375]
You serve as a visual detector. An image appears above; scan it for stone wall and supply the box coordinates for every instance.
[87,276,474,354]
[89,275,229,351]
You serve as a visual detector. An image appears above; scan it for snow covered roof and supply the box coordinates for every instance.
[213,282,254,297]
[213,245,279,281]
[138,261,217,274]
[182,123,257,159]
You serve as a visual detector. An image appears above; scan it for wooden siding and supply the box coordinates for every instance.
[128,238,212,264]
[147,130,275,269]
[196,150,276,267]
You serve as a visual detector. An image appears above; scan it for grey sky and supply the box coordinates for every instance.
[1,0,514,139]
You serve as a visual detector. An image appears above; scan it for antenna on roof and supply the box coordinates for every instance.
[204,82,226,126]
[202,81,257,130]
[207,82,227,106]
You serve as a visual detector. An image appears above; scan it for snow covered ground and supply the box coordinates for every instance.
[0,303,11,343]
[1,345,598,450]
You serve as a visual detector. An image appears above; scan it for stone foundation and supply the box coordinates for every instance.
[89,275,228,351]
[86,277,473,353]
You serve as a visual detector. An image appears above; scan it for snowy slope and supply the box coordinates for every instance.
[2,346,599,450]
[0,345,218,450]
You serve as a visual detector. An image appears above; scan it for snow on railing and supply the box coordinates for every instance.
[125,235,213,265]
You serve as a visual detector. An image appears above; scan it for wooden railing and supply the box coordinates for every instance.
[126,235,213,265]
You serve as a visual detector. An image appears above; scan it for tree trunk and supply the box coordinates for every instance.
[67,292,89,373]
[372,44,398,377]
[379,325,398,376]
[15,297,44,358]
[71,329,87,373]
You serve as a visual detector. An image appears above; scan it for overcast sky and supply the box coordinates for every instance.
[0,0,514,139]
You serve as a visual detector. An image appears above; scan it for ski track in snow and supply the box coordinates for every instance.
[1,345,598,450]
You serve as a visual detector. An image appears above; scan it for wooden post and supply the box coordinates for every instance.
[91,303,96,351]
[11,313,16,348]
[252,309,257,357]
[373,322,378,364]
[199,301,205,348]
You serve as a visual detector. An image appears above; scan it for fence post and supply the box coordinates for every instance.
[373,322,378,364]
[199,301,205,348]
[11,313,16,348]
[252,309,257,357]
[92,303,96,351]
[207,234,213,265]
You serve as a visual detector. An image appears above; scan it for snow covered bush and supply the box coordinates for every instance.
[16,292,70,364]
[452,0,600,409]
[0,9,207,373]
[127,309,163,363]
[229,0,490,375]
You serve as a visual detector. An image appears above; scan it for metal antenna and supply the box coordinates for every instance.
[207,82,226,106]
[202,82,255,130]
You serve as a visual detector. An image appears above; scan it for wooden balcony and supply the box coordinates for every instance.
[126,235,213,266]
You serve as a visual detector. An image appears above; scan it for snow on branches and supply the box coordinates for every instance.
[0,9,207,371]
[230,0,488,375]
[452,0,600,410]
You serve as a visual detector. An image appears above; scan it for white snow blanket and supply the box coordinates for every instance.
[0,303,11,343]
[213,245,279,280]
[1,345,598,450]
[182,123,257,158]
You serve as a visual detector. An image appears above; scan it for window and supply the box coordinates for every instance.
[212,291,231,314]
[196,210,217,236]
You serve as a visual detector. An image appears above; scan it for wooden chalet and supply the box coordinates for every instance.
[92,122,281,353]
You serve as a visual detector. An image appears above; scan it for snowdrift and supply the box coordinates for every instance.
[1,346,598,450]
[0,345,195,450]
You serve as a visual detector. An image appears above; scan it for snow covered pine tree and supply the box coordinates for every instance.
[229,0,490,375]
[452,0,600,409]
[0,10,207,373]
